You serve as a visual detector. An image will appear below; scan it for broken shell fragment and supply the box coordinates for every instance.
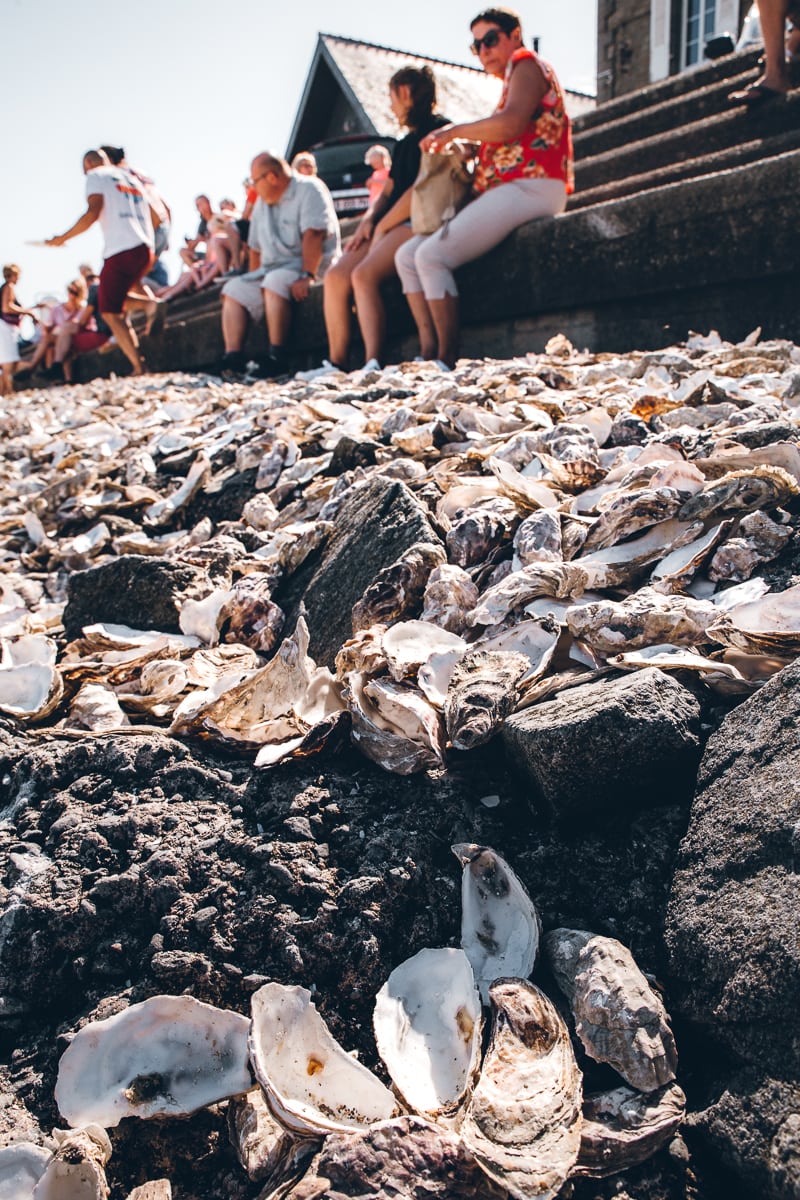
[344,672,444,775]
[373,947,482,1120]
[54,996,252,1127]
[445,650,530,750]
[573,1082,686,1179]
[453,844,542,1004]
[381,620,466,682]
[461,979,583,1200]
[421,564,479,634]
[546,931,678,1092]
[0,1143,50,1199]
[248,982,399,1136]
[31,1125,111,1200]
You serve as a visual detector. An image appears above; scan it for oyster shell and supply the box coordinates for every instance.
[373,947,482,1120]
[582,488,683,553]
[468,563,589,628]
[32,1126,111,1200]
[707,582,800,656]
[219,576,284,654]
[461,979,583,1200]
[54,996,251,1127]
[678,465,799,521]
[344,672,444,774]
[381,620,466,682]
[248,983,399,1135]
[444,649,530,750]
[573,1082,686,1179]
[707,511,792,583]
[545,930,678,1092]
[453,844,542,1003]
[0,635,63,721]
[227,1087,316,1184]
[566,588,719,656]
[512,509,563,568]
[351,542,446,632]
[421,564,479,634]
[0,1143,50,1199]
[446,497,520,568]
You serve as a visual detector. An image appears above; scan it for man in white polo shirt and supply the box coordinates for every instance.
[218,151,339,378]
[46,148,155,376]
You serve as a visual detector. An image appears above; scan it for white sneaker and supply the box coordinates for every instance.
[295,359,343,382]
[361,357,382,372]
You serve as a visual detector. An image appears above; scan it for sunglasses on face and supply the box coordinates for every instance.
[470,27,503,54]
[67,288,81,296]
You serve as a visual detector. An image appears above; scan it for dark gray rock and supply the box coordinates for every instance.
[273,476,444,668]
[501,668,702,820]
[688,1073,800,1200]
[62,555,214,640]
[665,659,800,1199]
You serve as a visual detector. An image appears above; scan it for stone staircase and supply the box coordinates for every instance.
[66,47,800,383]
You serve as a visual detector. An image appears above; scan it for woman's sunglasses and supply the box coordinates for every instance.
[470,28,503,55]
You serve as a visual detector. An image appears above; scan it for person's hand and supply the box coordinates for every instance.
[45,235,66,247]
[290,276,313,302]
[346,217,374,252]
[420,124,457,153]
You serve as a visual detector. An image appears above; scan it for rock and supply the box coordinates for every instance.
[273,477,445,668]
[127,1183,172,1200]
[665,659,800,1198]
[326,435,381,475]
[502,668,702,819]
[62,556,215,640]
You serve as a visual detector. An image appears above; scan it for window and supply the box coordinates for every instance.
[683,0,718,66]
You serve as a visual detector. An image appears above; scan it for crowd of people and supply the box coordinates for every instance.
[3,2,794,392]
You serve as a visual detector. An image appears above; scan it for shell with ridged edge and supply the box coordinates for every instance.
[460,979,583,1200]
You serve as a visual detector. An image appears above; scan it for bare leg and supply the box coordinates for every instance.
[404,292,438,361]
[159,272,199,302]
[351,225,414,363]
[758,0,791,90]
[323,247,367,365]
[222,296,249,352]
[263,290,292,348]
[428,294,460,367]
[0,364,13,396]
[102,311,144,375]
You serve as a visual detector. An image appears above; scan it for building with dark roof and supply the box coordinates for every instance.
[287,33,595,158]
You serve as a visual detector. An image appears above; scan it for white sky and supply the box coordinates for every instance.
[2,0,597,306]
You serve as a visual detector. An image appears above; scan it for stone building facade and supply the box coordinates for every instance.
[597,0,752,100]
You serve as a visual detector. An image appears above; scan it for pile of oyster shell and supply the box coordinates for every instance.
[2,330,800,771]
[0,846,685,1199]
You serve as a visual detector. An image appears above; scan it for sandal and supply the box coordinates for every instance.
[728,81,787,106]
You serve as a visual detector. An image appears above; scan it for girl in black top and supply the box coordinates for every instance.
[309,66,448,374]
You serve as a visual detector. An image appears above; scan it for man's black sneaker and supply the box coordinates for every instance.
[215,350,248,375]
[42,362,65,382]
[252,352,288,379]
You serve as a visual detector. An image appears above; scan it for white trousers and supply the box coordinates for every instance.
[395,177,567,301]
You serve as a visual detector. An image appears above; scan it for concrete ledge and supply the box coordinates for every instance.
[64,149,799,383]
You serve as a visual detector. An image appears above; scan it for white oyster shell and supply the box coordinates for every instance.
[381,620,466,682]
[708,581,800,655]
[54,996,251,1127]
[574,1082,686,1179]
[461,979,583,1200]
[453,844,542,1004]
[249,983,399,1136]
[373,947,482,1120]
[0,1143,50,1199]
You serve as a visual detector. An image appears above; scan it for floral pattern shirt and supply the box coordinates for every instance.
[474,48,574,195]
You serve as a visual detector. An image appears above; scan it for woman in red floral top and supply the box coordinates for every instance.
[395,6,573,367]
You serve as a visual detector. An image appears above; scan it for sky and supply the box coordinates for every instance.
[2,0,597,308]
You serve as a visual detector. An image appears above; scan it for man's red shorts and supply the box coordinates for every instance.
[98,243,152,314]
[72,330,110,353]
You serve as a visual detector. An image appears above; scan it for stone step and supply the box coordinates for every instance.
[570,126,800,209]
[573,48,762,132]
[575,63,761,159]
[575,89,800,192]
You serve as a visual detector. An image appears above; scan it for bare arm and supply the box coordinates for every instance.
[248,247,261,272]
[1,284,37,321]
[290,229,326,302]
[421,58,548,151]
[46,194,104,247]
